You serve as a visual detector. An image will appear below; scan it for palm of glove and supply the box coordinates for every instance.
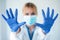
[6,17,18,29]
[36,7,58,34]
[2,8,25,32]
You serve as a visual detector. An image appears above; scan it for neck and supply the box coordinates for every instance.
[27,25,35,32]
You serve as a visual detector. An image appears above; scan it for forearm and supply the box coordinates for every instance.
[10,32,17,40]
[10,28,21,40]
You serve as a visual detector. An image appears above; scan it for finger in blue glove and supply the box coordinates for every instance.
[36,7,58,34]
[2,8,26,32]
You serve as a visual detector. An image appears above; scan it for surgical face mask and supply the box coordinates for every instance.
[23,15,37,26]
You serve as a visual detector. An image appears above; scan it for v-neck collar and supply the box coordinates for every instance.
[26,25,36,40]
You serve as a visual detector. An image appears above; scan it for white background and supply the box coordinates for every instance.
[0,0,60,40]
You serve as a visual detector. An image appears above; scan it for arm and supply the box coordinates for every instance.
[36,7,58,34]
[10,28,21,40]
[2,8,26,32]
[2,8,25,40]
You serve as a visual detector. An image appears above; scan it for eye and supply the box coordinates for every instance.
[31,13,35,15]
[25,13,29,15]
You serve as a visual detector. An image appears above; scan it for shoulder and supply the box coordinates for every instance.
[35,26,45,37]
[16,24,26,37]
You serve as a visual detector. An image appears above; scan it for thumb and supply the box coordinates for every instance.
[36,23,43,28]
[18,22,26,28]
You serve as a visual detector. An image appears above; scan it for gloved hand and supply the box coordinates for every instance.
[2,8,26,32]
[36,7,58,34]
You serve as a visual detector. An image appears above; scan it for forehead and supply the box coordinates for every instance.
[23,7,36,13]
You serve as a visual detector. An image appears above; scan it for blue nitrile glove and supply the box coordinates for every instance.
[36,7,58,34]
[2,8,26,32]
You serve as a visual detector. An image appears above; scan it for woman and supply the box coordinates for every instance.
[2,2,58,40]
[16,2,45,40]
